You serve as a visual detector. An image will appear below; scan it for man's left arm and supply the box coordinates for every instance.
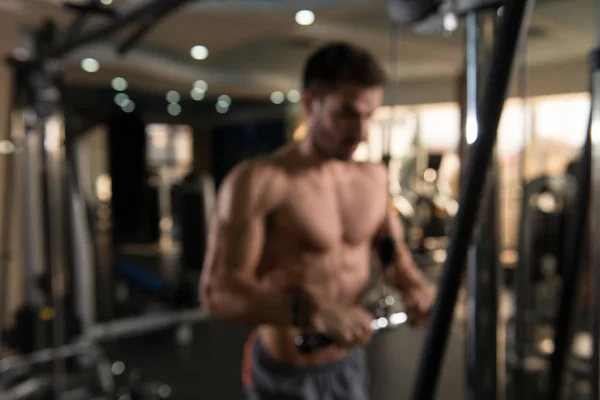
[373,204,436,327]
[373,206,427,291]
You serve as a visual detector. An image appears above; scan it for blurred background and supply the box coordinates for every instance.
[0,0,596,399]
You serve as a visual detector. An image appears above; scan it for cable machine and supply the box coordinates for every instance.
[0,1,196,398]
[396,0,536,399]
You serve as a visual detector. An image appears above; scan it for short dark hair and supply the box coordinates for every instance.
[302,42,387,95]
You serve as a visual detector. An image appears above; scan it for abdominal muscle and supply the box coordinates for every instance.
[256,242,371,367]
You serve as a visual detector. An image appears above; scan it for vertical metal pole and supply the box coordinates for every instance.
[69,169,96,335]
[516,32,529,183]
[0,111,19,358]
[33,47,69,394]
[593,114,600,396]
[547,99,592,400]
[43,112,68,396]
[19,109,49,352]
[589,2,600,395]
[410,0,534,397]
[512,25,534,400]
[464,9,501,400]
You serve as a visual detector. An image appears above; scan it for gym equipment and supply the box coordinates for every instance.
[295,311,408,354]
[113,259,199,315]
[510,175,575,399]
[387,0,442,24]
[0,1,199,399]
[3,300,81,355]
[178,172,213,273]
[548,17,597,400]
[0,343,172,399]
[591,9,600,396]
[410,0,535,399]
[0,342,114,399]
[459,9,505,399]
[86,309,209,342]
[114,368,172,400]
[0,108,17,362]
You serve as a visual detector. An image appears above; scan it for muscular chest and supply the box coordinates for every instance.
[270,167,386,249]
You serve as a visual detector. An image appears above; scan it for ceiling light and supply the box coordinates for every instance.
[217,95,231,108]
[191,45,209,60]
[114,93,129,106]
[216,103,229,114]
[166,91,180,103]
[168,103,182,116]
[443,13,458,32]
[270,91,284,104]
[287,90,301,103]
[100,0,113,4]
[121,99,135,113]
[81,58,100,73]
[295,10,315,26]
[111,77,128,91]
[191,89,205,101]
[194,80,208,92]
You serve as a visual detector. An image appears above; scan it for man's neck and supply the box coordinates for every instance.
[297,136,332,163]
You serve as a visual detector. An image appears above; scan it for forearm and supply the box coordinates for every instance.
[203,278,294,327]
[392,249,427,291]
[393,261,427,290]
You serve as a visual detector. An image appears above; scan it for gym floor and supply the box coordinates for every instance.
[101,319,466,399]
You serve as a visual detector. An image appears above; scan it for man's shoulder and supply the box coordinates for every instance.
[355,161,387,181]
[220,157,287,211]
[225,158,284,189]
[232,142,295,174]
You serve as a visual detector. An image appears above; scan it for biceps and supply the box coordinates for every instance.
[221,217,265,276]
[202,216,264,299]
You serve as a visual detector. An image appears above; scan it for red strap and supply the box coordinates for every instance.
[242,330,258,386]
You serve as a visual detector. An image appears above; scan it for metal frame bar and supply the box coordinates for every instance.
[463,10,502,400]
[85,309,210,342]
[0,114,19,359]
[590,2,600,395]
[588,46,600,400]
[410,0,535,398]
[547,98,592,400]
[1,1,197,388]
[17,110,49,354]
[0,341,109,389]
[548,4,599,392]
[511,25,530,399]
[37,0,195,63]
[42,114,69,396]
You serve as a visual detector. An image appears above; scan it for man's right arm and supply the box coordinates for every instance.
[200,161,294,327]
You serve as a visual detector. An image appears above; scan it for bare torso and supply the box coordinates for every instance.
[254,144,388,366]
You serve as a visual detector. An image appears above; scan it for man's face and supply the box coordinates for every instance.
[303,83,384,160]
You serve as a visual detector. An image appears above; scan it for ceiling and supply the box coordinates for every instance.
[6,0,598,101]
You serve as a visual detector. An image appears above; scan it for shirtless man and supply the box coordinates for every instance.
[200,42,436,400]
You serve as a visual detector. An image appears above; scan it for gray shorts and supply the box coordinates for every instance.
[244,339,370,400]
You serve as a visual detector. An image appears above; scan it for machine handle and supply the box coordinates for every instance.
[295,311,408,354]
[295,334,333,354]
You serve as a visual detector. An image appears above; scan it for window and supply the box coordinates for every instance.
[418,103,460,151]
